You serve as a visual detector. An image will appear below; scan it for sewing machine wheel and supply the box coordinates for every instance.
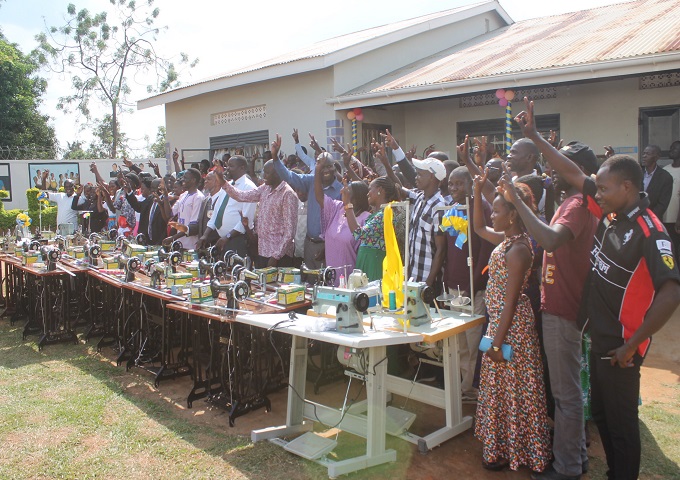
[127,257,141,272]
[223,250,235,264]
[170,240,183,252]
[107,228,118,240]
[29,240,41,251]
[169,251,182,266]
[89,244,101,258]
[420,285,435,304]
[231,265,244,279]
[135,233,148,246]
[232,280,250,301]
[353,292,370,313]
[212,261,227,278]
[322,267,336,286]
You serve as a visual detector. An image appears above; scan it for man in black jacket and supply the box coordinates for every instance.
[126,177,166,245]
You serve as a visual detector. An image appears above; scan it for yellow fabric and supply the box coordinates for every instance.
[382,204,404,309]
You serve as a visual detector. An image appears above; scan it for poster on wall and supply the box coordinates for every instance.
[28,163,81,191]
[0,163,12,201]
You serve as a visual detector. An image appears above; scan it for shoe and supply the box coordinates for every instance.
[482,459,509,471]
[530,465,580,480]
[461,393,478,404]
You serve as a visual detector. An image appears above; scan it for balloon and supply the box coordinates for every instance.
[356,113,364,122]
[353,107,362,115]
[495,89,505,99]
[347,111,356,120]
[498,98,508,107]
[504,90,515,101]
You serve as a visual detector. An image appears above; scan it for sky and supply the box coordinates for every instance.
[1,0,627,158]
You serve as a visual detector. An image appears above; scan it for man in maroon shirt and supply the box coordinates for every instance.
[444,166,493,403]
[501,142,598,480]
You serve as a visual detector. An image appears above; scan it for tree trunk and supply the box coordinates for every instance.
[111,107,118,159]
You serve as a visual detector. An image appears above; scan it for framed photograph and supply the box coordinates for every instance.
[28,163,81,192]
[0,163,12,202]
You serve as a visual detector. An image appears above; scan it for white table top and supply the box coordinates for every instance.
[235,313,423,348]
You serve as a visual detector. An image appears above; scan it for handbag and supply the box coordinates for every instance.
[479,335,513,361]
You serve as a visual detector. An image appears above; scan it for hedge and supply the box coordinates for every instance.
[0,188,57,232]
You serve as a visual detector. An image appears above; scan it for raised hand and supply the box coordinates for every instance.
[123,157,133,168]
[603,145,615,158]
[514,97,540,140]
[473,136,488,167]
[309,133,321,154]
[172,148,179,161]
[548,130,564,150]
[472,166,489,195]
[292,128,299,144]
[381,129,400,150]
[340,179,352,206]
[457,135,470,163]
[75,184,84,195]
[270,134,282,159]
[406,144,417,160]
[496,163,519,203]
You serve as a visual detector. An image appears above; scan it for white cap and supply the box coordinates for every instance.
[412,158,447,181]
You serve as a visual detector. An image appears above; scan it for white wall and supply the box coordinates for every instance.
[1,158,169,211]
[165,69,336,155]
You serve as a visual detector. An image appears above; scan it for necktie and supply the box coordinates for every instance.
[148,202,157,238]
[213,193,230,230]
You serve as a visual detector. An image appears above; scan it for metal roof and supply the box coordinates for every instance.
[338,0,680,99]
[138,1,509,107]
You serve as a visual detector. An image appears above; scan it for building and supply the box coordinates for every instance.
[138,0,680,169]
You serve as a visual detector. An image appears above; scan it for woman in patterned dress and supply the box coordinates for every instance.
[471,169,551,473]
[344,176,402,281]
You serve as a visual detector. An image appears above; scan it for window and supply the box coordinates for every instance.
[457,114,560,154]
[640,106,680,159]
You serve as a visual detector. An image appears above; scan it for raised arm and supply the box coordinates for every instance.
[313,154,327,208]
[498,169,572,252]
[271,134,308,191]
[515,98,589,193]
[172,148,183,173]
[384,129,417,187]
[472,170,504,245]
[292,129,316,169]
[459,135,495,204]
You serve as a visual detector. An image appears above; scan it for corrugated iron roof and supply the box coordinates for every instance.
[142,1,495,100]
[341,0,680,97]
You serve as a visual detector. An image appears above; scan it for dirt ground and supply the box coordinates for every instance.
[109,308,680,479]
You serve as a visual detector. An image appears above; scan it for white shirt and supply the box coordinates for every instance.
[294,199,308,258]
[171,190,205,250]
[48,191,78,228]
[207,175,257,238]
[663,164,680,223]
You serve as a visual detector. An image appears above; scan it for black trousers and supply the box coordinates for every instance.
[590,350,643,480]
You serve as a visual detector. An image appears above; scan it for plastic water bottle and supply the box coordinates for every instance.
[339,274,346,288]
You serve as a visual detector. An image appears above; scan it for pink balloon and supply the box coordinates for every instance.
[347,111,356,120]
[353,107,362,115]
[498,98,508,107]
[356,113,364,122]
[495,89,505,99]
[504,90,515,101]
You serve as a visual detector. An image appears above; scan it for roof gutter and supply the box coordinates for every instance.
[326,53,680,109]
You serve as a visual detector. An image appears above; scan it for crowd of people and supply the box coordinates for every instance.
[42,98,680,480]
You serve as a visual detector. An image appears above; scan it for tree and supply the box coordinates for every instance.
[62,140,89,160]
[0,33,57,158]
[35,0,197,158]
[87,114,128,159]
[146,125,166,158]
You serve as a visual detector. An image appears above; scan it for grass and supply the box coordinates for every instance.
[0,315,678,480]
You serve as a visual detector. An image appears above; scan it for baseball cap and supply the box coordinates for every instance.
[412,158,447,181]
[560,141,598,175]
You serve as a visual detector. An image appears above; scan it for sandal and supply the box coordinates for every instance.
[482,459,509,471]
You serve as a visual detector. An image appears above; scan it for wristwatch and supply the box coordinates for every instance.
[344,203,354,211]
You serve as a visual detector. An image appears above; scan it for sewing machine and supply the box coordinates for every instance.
[301,264,336,286]
[121,256,141,282]
[405,281,435,327]
[39,245,62,272]
[157,246,182,274]
[312,286,372,333]
[210,278,250,311]
[84,242,102,267]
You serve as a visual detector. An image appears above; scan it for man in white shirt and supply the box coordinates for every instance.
[41,170,79,233]
[663,140,680,257]
[200,156,257,257]
[161,168,205,250]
